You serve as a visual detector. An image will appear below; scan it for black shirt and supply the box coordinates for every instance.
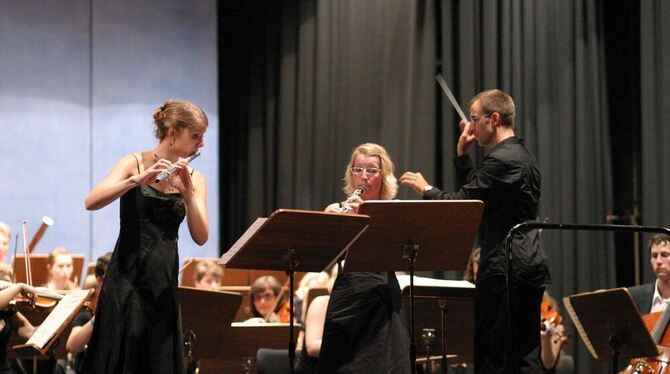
[424,136,551,287]
[71,308,93,374]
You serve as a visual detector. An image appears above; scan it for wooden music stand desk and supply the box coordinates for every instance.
[220,209,370,373]
[564,287,658,373]
[342,200,483,373]
[178,286,242,367]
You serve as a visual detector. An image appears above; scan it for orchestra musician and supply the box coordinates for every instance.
[66,252,112,374]
[0,273,38,374]
[628,234,670,314]
[83,99,209,374]
[192,260,223,291]
[246,275,282,323]
[44,247,80,291]
[319,143,411,373]
[401,90,551,373]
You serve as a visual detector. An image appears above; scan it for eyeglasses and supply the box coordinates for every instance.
[351,167,380,175]
[470,113,492,123]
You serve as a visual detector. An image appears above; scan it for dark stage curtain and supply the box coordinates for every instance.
[640,1,670,282]
[221,1,614,371]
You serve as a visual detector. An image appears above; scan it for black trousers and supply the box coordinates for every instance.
[475,275,545,374]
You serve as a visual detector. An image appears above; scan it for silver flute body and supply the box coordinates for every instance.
[340,185,366,213]
[155,152,201,183]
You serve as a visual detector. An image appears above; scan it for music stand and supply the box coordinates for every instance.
[220,209,371,373]
[343,200,483,373]
[563,287,658,373]
[397,275,475,373]
[178,286,242,370]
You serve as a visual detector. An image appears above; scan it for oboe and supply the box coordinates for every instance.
[340,185,366,213]
[155,152,201,183]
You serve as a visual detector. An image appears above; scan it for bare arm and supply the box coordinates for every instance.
[0,283,37,310]
[85,154,170,210]
[304,295,329,358]
[67,317,93,354]
[176,168,209,245]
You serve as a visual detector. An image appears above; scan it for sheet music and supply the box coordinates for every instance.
[25,290,89,349]
[222,217,267,261]
[396,275,475,291]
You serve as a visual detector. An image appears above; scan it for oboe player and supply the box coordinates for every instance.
[83,99,209,374]
[318,143,410,373]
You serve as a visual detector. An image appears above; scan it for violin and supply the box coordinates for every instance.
[540,297,569,345]
[0,280,63,312]
[6,220,63,313]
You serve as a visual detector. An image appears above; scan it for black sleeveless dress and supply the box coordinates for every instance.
[318,272,410,373]
[83,183,186,373]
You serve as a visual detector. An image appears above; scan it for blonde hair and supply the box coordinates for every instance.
[0,262,13,282]
[153,99,208,140]
[0,221,10,238]
[343,143,398,200]
[194,260,224,283]
[48,247,72,266]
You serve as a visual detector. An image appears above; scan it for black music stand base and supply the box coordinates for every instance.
[438,299,449,374]
[609,335,621,374]
[404,243,419,374]
[284,249,298,374]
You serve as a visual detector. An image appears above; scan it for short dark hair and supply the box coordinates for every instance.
[649,234,670,251]
[95,252,113,279]
[470,89,516,128]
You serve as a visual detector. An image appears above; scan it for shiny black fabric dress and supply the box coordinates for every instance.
[83,184,186,374]
[318,272,410,373]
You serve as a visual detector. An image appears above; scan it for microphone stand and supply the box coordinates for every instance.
[504,222,670,374]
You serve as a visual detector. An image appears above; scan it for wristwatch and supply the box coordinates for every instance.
[424,185,433,192]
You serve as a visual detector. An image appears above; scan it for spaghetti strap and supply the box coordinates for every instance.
[130,153,141,174]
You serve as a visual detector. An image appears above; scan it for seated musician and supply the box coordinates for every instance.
[294,295,329,374]
[0,270,38,374]
[65,252,112,374]
[628,234,670,314]
[539,292,573,373]
[45,247,81,291]
[0,221,10,265]
[245,275,282,323]
[193,260,224,291]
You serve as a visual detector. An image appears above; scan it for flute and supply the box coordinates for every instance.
[340,185,366,213]
[155,152,201,183]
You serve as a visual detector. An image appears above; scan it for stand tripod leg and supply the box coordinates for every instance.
[284,249,298,374]
[404,243,419,374]
[439,299,448,374]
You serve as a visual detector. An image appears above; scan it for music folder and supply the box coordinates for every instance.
[563,287,657,361]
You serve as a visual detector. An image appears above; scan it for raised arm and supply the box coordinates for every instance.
[169,161,208,245]
[85,154,170,210]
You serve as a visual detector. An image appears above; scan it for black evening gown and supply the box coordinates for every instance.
[83,184,186,374]
[318,272,410,373]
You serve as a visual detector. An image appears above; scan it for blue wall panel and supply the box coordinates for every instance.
[0,1,218,271]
